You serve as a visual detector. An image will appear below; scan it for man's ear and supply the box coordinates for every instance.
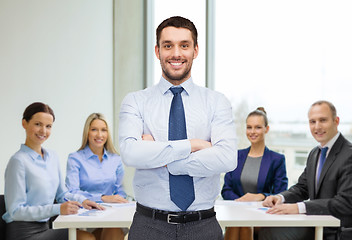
[155,45,160,60]
[335,116,340,126]
[193,44,199,59]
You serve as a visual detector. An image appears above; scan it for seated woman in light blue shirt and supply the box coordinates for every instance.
[65,113,127,240]
[2,102,102,240]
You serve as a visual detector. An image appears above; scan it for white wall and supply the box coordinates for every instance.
[0,0,114,193]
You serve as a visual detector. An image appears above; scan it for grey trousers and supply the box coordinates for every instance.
[128,211,223,240]
[6,221,68,240]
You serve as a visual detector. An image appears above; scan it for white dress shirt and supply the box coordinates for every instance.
[119,77,237,211]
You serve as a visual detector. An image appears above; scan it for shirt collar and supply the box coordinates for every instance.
[83,145,108,160]
[20,144,48,161]
[320,132,340,155]
[157,76,195,96]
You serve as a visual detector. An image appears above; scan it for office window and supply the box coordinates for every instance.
[215,0,352,183]
[148,0,352,185]
[152,0,206,87]
[295,151,308,168]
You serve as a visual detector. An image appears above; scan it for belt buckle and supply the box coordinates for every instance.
[167,214,180,224]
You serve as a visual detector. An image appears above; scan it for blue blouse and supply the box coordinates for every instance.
[2,144,86,223]
[65,146,126,202]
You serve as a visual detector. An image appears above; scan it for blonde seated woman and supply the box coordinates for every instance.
[65,113,128,240]
[221,107,288,240]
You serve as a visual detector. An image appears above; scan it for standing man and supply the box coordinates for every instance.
[119,16,237,239]
[259,100,352,240]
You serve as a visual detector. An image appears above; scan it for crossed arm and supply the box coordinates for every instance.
[119,92,237,177]
[142,134,212,153]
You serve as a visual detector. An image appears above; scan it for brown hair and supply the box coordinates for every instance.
[78,113,117,154]
[156,16,198,48]
[246,107,268,127]
[310,100,337,119]
[22,102,55,122]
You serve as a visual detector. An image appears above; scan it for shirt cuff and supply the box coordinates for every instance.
[297,202,306,214]
[90,195,102,202]
[169,139,191,160]
[165,140,191,175]
[52,203,61,216]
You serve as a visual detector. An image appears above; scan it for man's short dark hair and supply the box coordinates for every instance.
[156,16,198,48]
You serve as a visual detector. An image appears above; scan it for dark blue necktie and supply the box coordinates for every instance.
[317,147,328,182]
[168,87,195,211]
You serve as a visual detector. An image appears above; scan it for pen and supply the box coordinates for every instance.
[64,198,83,208]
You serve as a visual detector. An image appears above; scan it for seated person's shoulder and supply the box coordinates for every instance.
[268,149,285,161]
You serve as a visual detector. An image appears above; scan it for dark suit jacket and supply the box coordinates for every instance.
[221,147,288,200]
[282,134,352,237]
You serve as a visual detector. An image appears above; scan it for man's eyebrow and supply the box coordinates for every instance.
[161,40,172,45]
[161,40,192,45]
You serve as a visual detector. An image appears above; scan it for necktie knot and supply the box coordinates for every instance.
[170,87,184,96]
[321,147,328,157]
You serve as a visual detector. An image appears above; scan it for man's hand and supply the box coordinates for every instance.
[190,139,212,152]
[142,134,154,141]
[236,193,265,202]
[101,194,129,203]
[82,199,105,210]
[266,203,299,215]
[262,195,282,207]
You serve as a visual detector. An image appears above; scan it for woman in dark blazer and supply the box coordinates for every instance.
[222,147,287,201]
[221,107,288,240]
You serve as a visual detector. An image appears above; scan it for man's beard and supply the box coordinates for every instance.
[161,61,192,82]
[163,68,191,82]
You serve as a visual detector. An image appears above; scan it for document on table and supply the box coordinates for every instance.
[62,207,112,218]
[76,209,107,217]
[99,202,136,208]
[60,209,108,218]
[254,207,270,213]
[62,202,136,218]
[215,200,262,207]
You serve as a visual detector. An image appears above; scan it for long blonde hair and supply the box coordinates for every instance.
[79,113,117,154]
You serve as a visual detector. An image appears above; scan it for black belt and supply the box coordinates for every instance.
[136,203,216,224]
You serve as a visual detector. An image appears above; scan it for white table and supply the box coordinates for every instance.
[53,201,340,240]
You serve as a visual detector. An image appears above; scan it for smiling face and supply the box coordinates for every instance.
[308,103,339,146]
[246,115,269,145]
[155,26,198,85]
[22,112,53,150]
[88,119,108,152]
